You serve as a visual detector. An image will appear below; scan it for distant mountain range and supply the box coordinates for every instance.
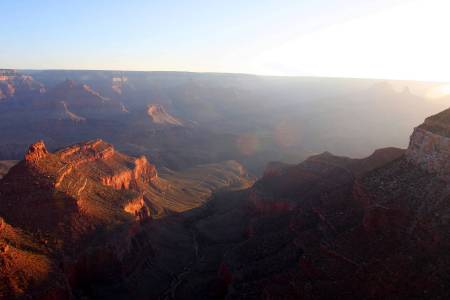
[0,69,449,175]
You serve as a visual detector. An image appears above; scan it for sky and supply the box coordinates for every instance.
[1,0,450,82]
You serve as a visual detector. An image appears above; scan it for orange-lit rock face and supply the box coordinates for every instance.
[24,140,48,163]
[133,156,157,184]
[101,156,157,190]
[54,139,157,192]
[123,195,150,221]
[123,196,145,215]
[58,139,115,165]
[101,170,134,190]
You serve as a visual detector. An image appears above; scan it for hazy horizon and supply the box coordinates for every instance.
[3,68,450,87]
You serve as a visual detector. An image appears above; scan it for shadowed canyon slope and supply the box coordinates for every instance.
[0,161,16,179]
[127,109,448,300]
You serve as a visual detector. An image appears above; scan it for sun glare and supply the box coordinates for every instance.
[425,85,450,99]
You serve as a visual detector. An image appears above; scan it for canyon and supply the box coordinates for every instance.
[0,107,448,299]
[0,69,449,299]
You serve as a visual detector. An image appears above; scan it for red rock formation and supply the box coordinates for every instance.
[133,156,158,184]
[0,139,159,237]
[101,155,157,190]
[24,140,48,163]
[58,139,115,164]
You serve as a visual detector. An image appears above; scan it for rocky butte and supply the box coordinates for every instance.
[147,103,184,126]
[24,140,48,162]
[0,138,252,299]
[1,139,158,239]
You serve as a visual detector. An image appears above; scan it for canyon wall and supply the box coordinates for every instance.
[406,127,450,180]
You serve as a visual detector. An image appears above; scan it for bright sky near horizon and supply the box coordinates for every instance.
[1,0,450,82]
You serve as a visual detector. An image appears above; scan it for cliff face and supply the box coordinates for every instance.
[101,156,157,190]
[406,108,450,180]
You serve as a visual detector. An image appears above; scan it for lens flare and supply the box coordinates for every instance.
[425,85,450,100]
[274,120,302,148]
[236,134,260,156]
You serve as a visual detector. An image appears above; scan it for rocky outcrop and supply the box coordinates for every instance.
[147,104,183,126]
[406,128,450,178]
[24,140,48,163]
[101,170,135,190]
[406,108,450,180]
[123,195,145,215]
[101,156,157,190]
[60,101,86,122]
[133,156,157,184]
[58,139,115,163]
